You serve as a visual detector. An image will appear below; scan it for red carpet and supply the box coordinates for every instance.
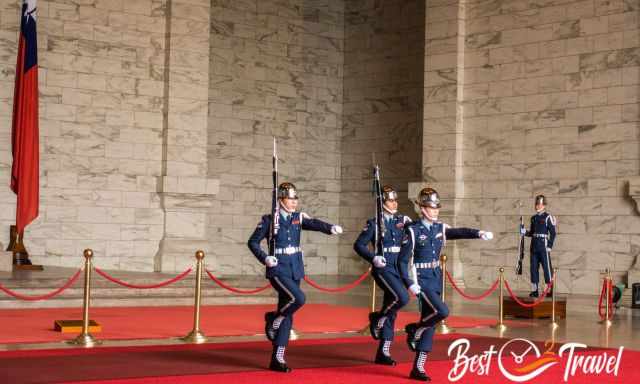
[0,304,524,344]
[0,334,635,384]
[64,357,635,384]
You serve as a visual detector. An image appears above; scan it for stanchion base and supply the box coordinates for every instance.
[181,330,208,344]
[55,319,102,333]
[599,319,613,327]
[290,328,301,340]
[435,322,455,334]
[14,264,44,271]
[67,333,102,347]
[504,296,566,319]
[491,323,508,332]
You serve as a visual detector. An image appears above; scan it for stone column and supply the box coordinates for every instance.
[627,177,640,286]
[156,0,219,272]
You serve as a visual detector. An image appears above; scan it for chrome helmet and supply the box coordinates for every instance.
[382,185,398,202]
[535,194,547,207]
[278,182,299,200]
[416,187,441,208]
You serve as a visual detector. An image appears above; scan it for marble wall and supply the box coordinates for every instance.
[1,0,639,294]
[0,0,171,271]
[0,0,344,274]
[339,0,425,274]
[413,0,640,294]
[205,0,345,275]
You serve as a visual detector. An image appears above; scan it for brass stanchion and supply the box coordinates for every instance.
[600,268,613,327]
[360,275,376,336]
[492,267,507,334]
[68,249,101,347]
[435,254,454,334]
[550,268,559,329]
[182,250,208,343]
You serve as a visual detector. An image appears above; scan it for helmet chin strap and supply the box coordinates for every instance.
[279,201,295,213]
[422,207,438,222]
[383,205,397,215]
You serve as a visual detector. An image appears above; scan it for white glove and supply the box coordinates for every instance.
[372,255,387,268]
[546,247,552,253]
[520,227,526,235]
[265,256,278,267]
[409,283,421,295]
[331,225,343,235]
[480,231,493,240]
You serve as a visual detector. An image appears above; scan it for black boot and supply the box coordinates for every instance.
[264,311,277,341]
[375,340,396,365]
[529,290,539,298]
[410,368,431,381]
[375,351,396,366]
[410,351,431,381]
[405,323,418,352]
[270,346,292,373]
[368,312,381,340]
[269,359,292,373]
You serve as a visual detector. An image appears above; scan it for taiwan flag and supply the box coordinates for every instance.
[11,0,39,234]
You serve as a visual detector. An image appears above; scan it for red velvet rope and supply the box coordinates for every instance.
[94,267,192,289]
[205,269,272,294]
[598,278,614,320]
[504,277,553,308]
[0,268,82,301]
[303,269,371,293]
[446,271,500,301]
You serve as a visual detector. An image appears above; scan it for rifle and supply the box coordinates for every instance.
[270,138,280,256]
[516,216,525,275]
[372,164,385,257]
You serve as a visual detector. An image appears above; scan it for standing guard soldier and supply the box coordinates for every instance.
[248,182,343,373]
[354,185,411,366]
[398,187,493,381]
[520,194,557,298]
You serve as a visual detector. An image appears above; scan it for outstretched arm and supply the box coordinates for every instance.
[247,215,270,265]
[301,212,336,235]
[445,226,481,240]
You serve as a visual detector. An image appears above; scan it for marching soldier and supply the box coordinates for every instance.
[520,194,557,298]
[398,188,493,381]
[248,182,343,373]
[354,185,411,366]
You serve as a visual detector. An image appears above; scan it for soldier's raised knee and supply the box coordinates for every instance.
[295,292,306,307]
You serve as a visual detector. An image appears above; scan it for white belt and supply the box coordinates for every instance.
[274,246,301,255]
[415,261,440,269]
[383,246,401,253]
[533,234,548,238]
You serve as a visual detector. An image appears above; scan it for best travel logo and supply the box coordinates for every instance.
[447,337,624,382]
